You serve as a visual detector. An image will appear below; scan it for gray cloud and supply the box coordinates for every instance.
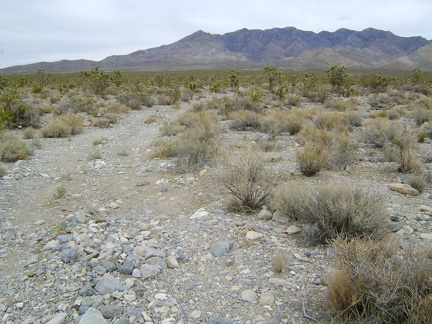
[1,0,431,68]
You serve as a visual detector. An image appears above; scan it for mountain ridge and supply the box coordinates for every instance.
[1,27,431,73]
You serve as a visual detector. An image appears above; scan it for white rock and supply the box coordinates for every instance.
[190,208,209,219]
[241,289,258,302]
[246,231,264,240]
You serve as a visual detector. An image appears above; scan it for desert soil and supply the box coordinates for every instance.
[1,95,432,324]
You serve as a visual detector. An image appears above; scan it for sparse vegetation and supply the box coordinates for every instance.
[0,133,33,162]
[327,237,432,323]
[219,147,275,211]
[271,185,389,245]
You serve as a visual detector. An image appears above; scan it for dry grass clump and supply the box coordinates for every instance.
[314,111,345,131]
[327,237,432,323]
[228,110,260,130]
[148,138,177,160]
[160,121,185,136]
[0,133,33,162]
[219,147,275,211]
[342,111,363,127]
[405,172,429,193]
[41,113,83,138]
[272,253,290,273]
[175,114,220,173]
[296,143,329,177]
[271,185,388,245]
[412,107,432,125]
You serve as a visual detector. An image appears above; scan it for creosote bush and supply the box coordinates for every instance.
[271,185,388,245]
[219,147,275,212]
[296,144,329,177]
[327,237,432,323]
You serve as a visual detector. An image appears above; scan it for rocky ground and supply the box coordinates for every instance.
[1,95,432,324]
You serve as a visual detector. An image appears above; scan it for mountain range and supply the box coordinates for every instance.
[2,27,432,73]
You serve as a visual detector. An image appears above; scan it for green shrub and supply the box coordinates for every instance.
[219,147,274,211]
[272,185,388,244]
[0,133,33,162]
[328,237,432,323]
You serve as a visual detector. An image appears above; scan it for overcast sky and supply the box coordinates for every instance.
[1,0,431,68]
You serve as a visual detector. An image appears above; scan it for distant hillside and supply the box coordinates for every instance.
[1,27,431,74]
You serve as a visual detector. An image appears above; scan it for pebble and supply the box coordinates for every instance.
[241,289,257,302]
[245,231,264,241]
[257,209,273,220]
[210,241,232,257]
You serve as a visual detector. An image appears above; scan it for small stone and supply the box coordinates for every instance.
[210,241,232,257]
[189,310,202,319]
[210,318,235,324]
[389,183,419,196]
[285,225,301,235]
[35,219,46,225]
[245,231,264,240]
[166,256,179,268]
[146,256,167,270]
[79,307,108,324]
[79,285,96,297]
[190,208,209,219]
[272,210,289,223]
[257,209,273,220]
[132,269,141,278]
[268,278,298,289]
[109,202,120,209]
[420,233,432,240]
[199,169,208,177]
[46,313,68,324]
[293,253,310,262]
[420,205,432,214]
[140,264,161,279]
[145,248,166,260]
[155,293,168,300]
[241,289,257,302]
[95,273,124,294]
[101,305,123,319]
[136,181,150,187]
[259,290,275,306]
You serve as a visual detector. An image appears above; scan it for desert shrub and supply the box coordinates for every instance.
[327,134,358,168]
[272,185,388,244]
[92,117,110,128]
[219,147,274,211]
[127,98,142,110]
[0,133,33,162]
[53,186,66,199]
[0,166,5,177]
[314,111,344,131]
[228,110,260,130]
[285,94,302,106]
[326,98,358,112]
[23,127,38,139]
[148,138,177,159]
[272,253,290,273]
[296,143,329,177]
[399,148,422,173]
[41,113,83,138]
[386,108,401,120]
[342,111,363,127]
[363,119,416,150]
[327,237,432,323]
[160,121,185,136]
[412,107,432,125]
[406,172,429,193]
[175,116,219,172]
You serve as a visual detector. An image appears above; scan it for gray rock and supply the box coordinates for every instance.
[79,307,108,324]
[145,248,166,260]
[132,268,141,278]
[95,273,124,294]
[115,319,130,324]
[210,241,232,257]
[46,313,68,324]
[101,305,123,319]
[257,209,273,220]
[241,289,257,302]
[61,247,80,263]
[146,256,167,270]
[57,234,73,243]
[166,256,179,268]
[140,264,161,279]
[272,210,289,223]
[79,285,96,297]
[97,259,116,272]
[259,290,275,306]
[93,265,107,275]
[210,319,235,324]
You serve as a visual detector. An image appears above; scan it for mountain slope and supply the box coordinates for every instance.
[1,27,431,73]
